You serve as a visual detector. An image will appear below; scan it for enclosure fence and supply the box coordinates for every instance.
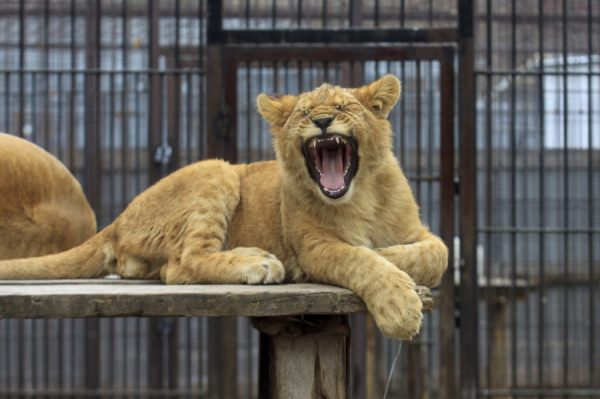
[0,1,598,398]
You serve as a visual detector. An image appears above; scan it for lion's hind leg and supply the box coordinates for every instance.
[159,162,285,285]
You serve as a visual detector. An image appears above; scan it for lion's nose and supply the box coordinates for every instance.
[313,117,333,131]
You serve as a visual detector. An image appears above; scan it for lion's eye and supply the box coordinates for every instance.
[337,105,344,110]
[305,109,311,115]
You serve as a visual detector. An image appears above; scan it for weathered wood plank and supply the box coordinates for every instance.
[0,281,433,319]
[253,315,350,399]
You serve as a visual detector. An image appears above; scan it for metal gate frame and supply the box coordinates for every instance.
[200,1,477,397]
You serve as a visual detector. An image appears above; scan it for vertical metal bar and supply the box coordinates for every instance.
[246,61,251,163]
[17,320,23,399]
[206,0,225,161]
[171,0,181,173]
[198,0,205,161]
[399,61,406,168]
[374,0,379,27]
[222,52,238,164]
[561,0,570,389]
[297,0,302,27]
[439,48,456,399]
[69,0,76,174]
[245,0,250,28]
[587,0,596,389]
[298,60,303,92]
[168,319,179,394]
[43,0,50,150]
[283,61,288,93]
[416,61,422,205]
[537,0,546,391]
[148,0,162,185]
[246,321,252,399]
[258,61,263,160]
[258,332,270,399]
[186,73,192,165]
[109,72,116,221]
[4,73,9,133]
[459,0,478,397]
[425,58,434,399]
[85,319,100,393]
[122,0,129,209]
[134,72,141,194]
[159,72,166,176]
[107,319,115,395]
[400,0,405,27]
[18,0,24,138]
[31,72,37,143]
[510,0,518,392]
[322,0,327,27]
[426,60,433,238]
[84,0,102,216]
[485,0,493,392]
[57,72,63,166]
[85,1,102,389]
[272,0,276,28]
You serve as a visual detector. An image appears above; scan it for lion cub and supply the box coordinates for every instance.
[0,76,447,340]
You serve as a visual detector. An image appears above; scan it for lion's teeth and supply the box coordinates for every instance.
[335,137,339,143]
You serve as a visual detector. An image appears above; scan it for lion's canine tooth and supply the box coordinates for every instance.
[335,137,339,143]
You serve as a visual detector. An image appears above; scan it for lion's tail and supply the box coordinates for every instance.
[0,229,113,280]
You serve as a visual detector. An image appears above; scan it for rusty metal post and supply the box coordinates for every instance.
[439,47,456,399]
[458,0,478,398]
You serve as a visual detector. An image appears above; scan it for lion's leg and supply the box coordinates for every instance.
[374,232,448,288]
[297,238,422,340]
[160,164,284,285]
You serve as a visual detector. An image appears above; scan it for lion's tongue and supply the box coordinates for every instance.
[319,147,344,190]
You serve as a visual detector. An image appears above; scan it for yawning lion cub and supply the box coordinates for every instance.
[0,75,447,340]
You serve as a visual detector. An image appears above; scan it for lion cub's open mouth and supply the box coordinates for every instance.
[302,134,358,199]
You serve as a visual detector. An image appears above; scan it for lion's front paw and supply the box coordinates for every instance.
[367,275,423,340]
[239,256,285,284]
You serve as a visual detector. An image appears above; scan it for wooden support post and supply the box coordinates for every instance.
[253,315,351,399]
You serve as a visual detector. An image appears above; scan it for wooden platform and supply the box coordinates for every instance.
[0,279,433,399]
[0,279,433,319]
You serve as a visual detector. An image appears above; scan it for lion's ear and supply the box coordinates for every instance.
[256,93,299,128]
[351,75,401,119]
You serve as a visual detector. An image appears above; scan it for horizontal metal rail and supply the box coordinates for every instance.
[215,27,458,44]
[480,388,600,397]
[0,389,208,397]
[477,227,600,234]
[475,69,600,76]
[0,68,206,75]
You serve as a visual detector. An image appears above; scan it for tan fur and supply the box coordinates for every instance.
[0,76,448,340]
[0,133,96,260]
